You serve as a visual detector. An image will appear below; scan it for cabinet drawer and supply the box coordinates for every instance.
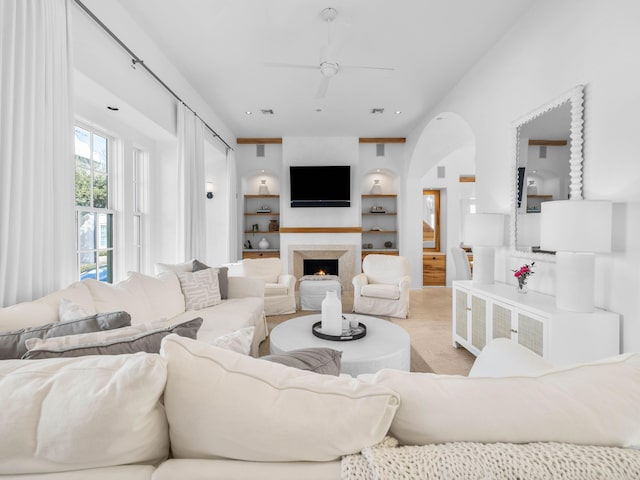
[423,254,446,286]
[242,251,280,259]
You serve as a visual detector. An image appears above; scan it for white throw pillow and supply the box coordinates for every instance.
[176,268,221,310]
[373,352,640,447]
[160,334,399,462]
[0,353,168,475]
[207,327,254,355]
[154,260,193,275]
[58,298,92,321]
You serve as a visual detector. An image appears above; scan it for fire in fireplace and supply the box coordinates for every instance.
[303,259,339,276]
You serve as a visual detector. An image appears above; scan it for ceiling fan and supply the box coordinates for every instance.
[265,7,394,99]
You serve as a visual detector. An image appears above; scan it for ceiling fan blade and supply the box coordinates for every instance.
[315,77,331,99]
[340,64,395,72]
[264,62,318,70]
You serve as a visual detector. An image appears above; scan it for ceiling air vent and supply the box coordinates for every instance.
[261,109,274,115]
[371,108,384,114]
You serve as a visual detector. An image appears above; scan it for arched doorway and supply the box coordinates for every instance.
[405,113,476,287]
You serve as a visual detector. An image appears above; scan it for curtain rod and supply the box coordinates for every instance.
[72,0,233,151]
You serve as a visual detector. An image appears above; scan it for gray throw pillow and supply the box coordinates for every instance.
[261,348,343,376]
[0,311,131,360]
[193,259,228,300]
[23,317,203,360]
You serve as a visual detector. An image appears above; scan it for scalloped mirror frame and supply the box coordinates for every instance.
[509,84,585,260]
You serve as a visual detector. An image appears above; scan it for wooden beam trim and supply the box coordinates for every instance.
[528,139,567,146]
[359,137,406,144]
[279,227,362,233]
[459,175,476,183]
[236,138,282,144]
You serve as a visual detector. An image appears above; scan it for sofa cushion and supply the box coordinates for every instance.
[160,334,399,462]
[84,272,185,325]
[373,352,640,447]
[0,311,131,360]
[469,338,555,377]
[241,257,280,283]
[261,348,342,376]
[0,282,95,332]
[177,268,221,310]
[0,353,168,475]
[360,284,400,300]
[155,260,193,274]
[193,260,229,300]
[22,317,202,359]
[265,283,288,296]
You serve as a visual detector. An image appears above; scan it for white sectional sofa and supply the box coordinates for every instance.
[0,269,267,356]
[1,335,639,479]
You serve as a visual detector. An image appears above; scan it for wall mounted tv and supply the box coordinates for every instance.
[290,165,351,207]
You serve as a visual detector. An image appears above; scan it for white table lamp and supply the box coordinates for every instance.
[540,200,612,312]
[463,213,505,285]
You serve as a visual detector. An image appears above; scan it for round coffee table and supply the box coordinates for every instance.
[269,314,410,377]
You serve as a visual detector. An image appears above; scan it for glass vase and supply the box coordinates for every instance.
[517,282,528,294]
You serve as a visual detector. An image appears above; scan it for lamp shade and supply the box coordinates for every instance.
[463,214,505,246]
[540,200,612,252]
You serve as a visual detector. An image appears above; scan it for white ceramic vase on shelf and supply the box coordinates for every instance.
[370,179,382,195]
[321,290,342,336]
[258,237,269,250]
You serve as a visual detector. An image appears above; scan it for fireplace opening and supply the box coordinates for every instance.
[303,259,339,276]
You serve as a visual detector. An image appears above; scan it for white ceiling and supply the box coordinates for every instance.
[116,0,534,139]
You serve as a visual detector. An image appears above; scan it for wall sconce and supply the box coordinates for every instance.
[462,213,505,285]
[206,182,214,199]
[540,200,612,312]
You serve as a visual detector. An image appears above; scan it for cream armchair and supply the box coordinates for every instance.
[240,257,296,316]
[352,254,410,318]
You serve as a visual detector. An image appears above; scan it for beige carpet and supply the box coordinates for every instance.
[259,287,475,376]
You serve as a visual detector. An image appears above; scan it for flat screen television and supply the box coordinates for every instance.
[289,165,351,207]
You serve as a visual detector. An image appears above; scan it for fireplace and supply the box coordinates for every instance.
[303,259,339,276]
[289,244,356,292]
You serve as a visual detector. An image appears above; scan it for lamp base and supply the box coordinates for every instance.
[556,252,595,313]
[472,246,495,285]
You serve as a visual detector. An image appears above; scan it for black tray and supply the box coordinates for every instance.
[312,321,366,341]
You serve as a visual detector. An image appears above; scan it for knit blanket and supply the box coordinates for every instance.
[341,437,640,480]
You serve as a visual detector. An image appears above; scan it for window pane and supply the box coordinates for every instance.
[80,262,98,280]
[98,213,113,249]
[75,167,91,207]
[93,134,108,173]
[78,211,96,252]
[103,249,113,283]
[93,173,108,208]
[74,127,90,159]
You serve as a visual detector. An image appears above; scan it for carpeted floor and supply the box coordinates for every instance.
[259,287,475,375]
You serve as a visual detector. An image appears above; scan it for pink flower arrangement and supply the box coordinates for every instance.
[513,262,535,288]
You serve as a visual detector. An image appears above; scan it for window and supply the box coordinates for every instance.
[132,148,148,272]
[74,125,114,283]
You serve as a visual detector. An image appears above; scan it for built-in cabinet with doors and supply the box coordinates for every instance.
[452,280,620,365]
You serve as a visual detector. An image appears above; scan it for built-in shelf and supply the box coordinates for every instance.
[361,194,398,257]
[243,195,280,258]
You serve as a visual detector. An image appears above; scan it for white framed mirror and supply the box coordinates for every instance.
[509,85,585,257]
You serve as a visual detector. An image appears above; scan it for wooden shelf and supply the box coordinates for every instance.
[244,194,279,198]
[362,212,397,216]
[361,194,397,198]
[244,231,279,234]
[244,212,279,216]
[528,195,552,199]
[363,230,398,234]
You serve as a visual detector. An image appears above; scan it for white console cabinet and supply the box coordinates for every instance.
[452,280,620,366]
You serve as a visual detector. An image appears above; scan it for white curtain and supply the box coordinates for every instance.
[226,148,238,262]
[176,103,206,261]
[0,0,75,307]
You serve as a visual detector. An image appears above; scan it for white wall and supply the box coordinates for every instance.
[404,0,640,352]
[73,1,237,271]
